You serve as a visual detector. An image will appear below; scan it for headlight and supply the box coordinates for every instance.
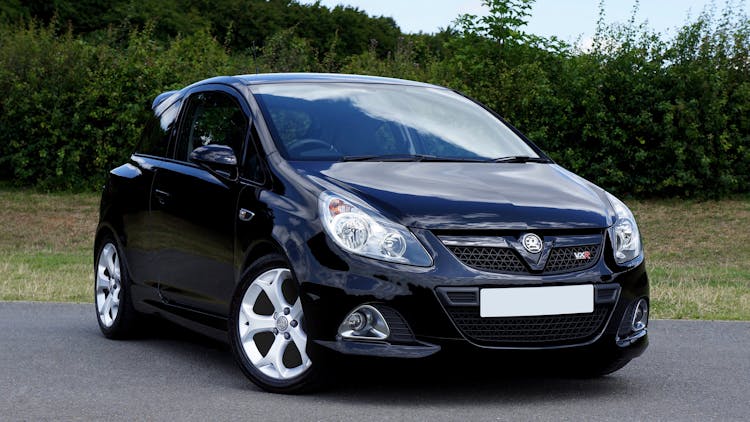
[318,191,432,266]
[606,192,642,264]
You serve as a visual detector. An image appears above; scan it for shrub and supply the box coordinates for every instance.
[0,0,748,198]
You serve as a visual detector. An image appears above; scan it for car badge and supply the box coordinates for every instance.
[521,233,543,254]
[574,250,592,260]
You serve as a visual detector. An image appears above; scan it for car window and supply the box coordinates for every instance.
[136,99,181,157]
[253,83,538,161]
[174,91,248,162]
[243,125,265,183]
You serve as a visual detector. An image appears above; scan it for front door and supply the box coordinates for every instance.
[150,86,250,316]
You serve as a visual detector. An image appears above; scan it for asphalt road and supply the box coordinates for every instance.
[1,302,748,421]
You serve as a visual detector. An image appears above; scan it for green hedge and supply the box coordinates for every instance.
[0,22,245,190]
[1,2,749,197]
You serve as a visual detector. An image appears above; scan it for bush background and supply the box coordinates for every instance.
[1,0,748,197]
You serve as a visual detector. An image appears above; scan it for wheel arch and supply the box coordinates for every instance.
[94,223,118,262]
[93,222,130,274]
[238,238,288,280]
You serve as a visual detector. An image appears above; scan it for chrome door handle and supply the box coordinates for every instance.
[238,208,255,222]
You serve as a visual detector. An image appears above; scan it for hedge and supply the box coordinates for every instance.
[1,2,748,197]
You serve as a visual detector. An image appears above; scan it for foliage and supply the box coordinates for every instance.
[0,21,236,189]
[0,0,401,58]
[0,0,749,197]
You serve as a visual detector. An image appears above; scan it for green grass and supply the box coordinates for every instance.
[0,186,748,320]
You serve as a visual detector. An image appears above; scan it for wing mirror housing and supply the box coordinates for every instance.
[189,144,238,180]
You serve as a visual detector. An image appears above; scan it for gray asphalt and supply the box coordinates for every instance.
[0,302,748,421]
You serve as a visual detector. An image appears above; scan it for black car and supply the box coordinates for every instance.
[95,73,648,393]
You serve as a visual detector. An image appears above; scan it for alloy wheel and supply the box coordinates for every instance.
[238,268,312,380]
[96,242,121,328]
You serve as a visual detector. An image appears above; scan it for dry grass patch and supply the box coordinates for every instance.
[629,198,750,320]
[0,187,98,302]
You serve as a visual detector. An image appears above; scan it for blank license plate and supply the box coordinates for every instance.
[480,285,594,317]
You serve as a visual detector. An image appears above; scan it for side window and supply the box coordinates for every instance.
[136,99,181,157]
[244,126,265,183]
[175,91,248,162]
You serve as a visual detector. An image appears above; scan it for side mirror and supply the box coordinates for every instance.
[189,144,238,180]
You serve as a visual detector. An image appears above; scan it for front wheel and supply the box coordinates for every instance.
[229,254,325,393]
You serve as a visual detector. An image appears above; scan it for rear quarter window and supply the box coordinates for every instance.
[136,99,182,157]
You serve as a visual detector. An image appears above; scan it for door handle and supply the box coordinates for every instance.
[238,208,255,222]
[154,189,171,205]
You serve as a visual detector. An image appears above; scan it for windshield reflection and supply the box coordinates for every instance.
[253,83,539,161]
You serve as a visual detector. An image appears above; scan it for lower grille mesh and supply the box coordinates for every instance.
[376,306,415,344]
[447,305,610,346]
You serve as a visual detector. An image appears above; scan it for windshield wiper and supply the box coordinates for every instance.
[341,154,490,162]
[491,156,550,163]
[341,154,431,162]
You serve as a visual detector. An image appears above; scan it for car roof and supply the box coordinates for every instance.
[235,73,440,88]
[152,73,445,110]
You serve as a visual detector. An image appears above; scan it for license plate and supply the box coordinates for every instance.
[480,285,594,317]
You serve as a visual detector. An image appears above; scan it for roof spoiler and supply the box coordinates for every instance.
[151,90,179,109]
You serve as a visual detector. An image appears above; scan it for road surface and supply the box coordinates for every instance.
[1,302,748,421]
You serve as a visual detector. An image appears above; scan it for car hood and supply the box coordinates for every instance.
[291,161,614,230]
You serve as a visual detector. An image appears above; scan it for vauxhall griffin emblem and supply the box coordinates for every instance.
[521,233,543,254]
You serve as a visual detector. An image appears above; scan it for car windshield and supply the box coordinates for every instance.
[252,82,540,161]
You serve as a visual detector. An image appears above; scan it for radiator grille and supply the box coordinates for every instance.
[446,244,600,274]
[447,246,526,273]
[544,244,600,274]
[447,305,610,346]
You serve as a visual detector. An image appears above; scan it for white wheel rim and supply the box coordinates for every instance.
[96,243,121,328]
[238,268,312,380]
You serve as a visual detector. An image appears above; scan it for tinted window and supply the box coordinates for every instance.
[253,83,538,161]
[137,99,181,157]
[175,92,248,162]
[243,126,265,183]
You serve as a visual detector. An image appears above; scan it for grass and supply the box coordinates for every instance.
[0,187,99,302]
[630,198,750,320]
[0,186,748,320]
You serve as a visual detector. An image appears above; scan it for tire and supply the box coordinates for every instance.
[229,254,326,393]
[94,234,140,339]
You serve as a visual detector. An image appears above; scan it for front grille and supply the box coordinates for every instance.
[544,244,600,274]
[447,246,526,273]
[446,244,600,275]
[447,305,611,346]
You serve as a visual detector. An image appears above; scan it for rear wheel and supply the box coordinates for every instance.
[229,254,325,393]
[94,235,139,338]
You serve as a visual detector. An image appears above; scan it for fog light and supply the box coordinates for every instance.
[338,305,390,341]
[631,298,649,331]
[347,311,366,331]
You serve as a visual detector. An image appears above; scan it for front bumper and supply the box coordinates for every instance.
[298,229,649,359]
